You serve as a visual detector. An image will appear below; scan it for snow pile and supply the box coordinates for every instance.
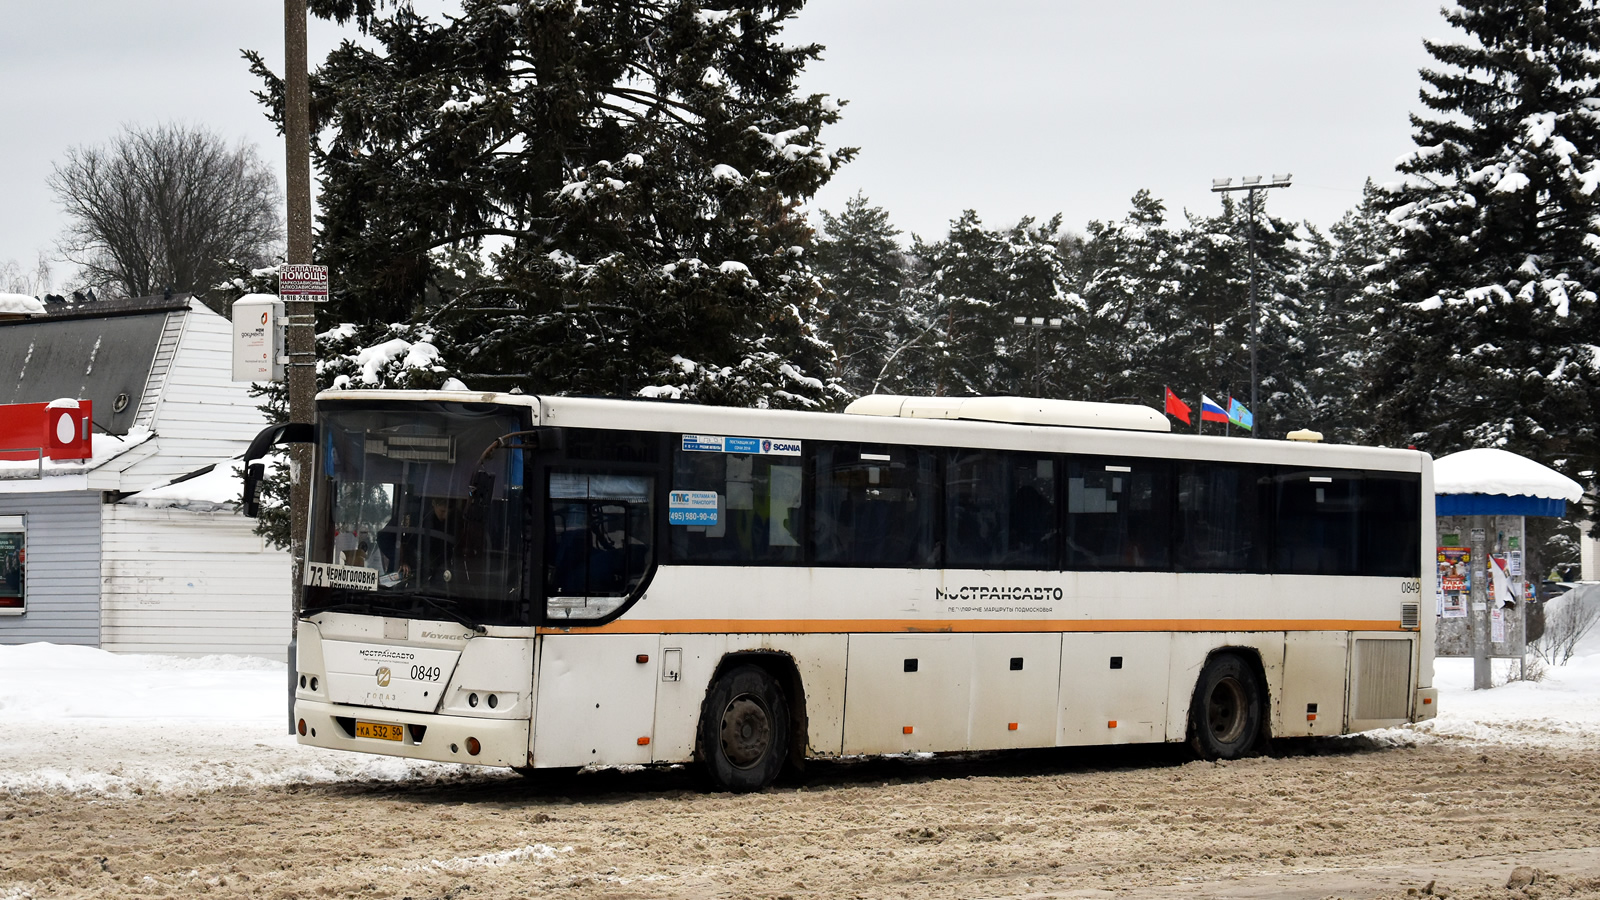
[1432,447,1584,501]
[0,643,486,798]
[1399,653,1600,749]
[0,293,45,316]
[0,427,153,480]
[120,460,243,511]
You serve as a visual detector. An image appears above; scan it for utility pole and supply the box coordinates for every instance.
[284,0,315,731]
[1210,174,1290,437]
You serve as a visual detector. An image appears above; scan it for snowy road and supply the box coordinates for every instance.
[2,645,1600,899]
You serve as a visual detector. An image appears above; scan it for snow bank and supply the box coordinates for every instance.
[1399,654,1600,749]
[1432,447,1584,501]
[0,643,487,798]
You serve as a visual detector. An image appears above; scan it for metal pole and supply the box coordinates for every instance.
[1246,188,1259,434]
[1470,517,1491,689]
[284,0,315,733]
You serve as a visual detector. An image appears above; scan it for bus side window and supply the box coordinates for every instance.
[545,471,655,606]
[945,450,1056,569]
[670,448,804,564]
[1065,457,1172,571]
[1174,462,1264,573]
[1361,472,1421,577]
[1270,469,1359,576]
[813,443,939,568]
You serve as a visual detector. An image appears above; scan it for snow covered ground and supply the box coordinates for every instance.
[1,635,1597,799]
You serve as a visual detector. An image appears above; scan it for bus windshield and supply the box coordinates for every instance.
[305,403,529,627]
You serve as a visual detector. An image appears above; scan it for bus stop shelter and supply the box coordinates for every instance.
[1433,448,1584,689]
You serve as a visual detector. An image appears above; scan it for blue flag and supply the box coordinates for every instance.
[1226,397,1253,431]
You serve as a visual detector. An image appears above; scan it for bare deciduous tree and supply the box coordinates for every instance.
[49,123,283,309]
[0,252,51,296]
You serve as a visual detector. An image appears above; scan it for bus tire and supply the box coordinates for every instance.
[1186,653,1263,760]
[699,664,789,792]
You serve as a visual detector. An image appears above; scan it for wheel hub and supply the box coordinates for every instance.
[1207,676,1248,744]
[720,695,772,769]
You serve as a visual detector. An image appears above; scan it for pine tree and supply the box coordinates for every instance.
[248,0,853,409]
[812,193,907,395]
[1364,0,1600,488]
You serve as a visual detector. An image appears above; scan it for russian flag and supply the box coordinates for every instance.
[1200,394,1229,423]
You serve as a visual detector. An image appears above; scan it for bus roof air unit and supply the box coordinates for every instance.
[842,395,1171,433]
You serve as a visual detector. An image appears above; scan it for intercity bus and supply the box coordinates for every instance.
[250,390,1437,791]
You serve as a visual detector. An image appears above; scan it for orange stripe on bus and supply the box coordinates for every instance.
[536,618,1404,635]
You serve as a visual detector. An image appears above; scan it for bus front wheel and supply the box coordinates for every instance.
[699,664,789,792]
[1186,653,1263,760]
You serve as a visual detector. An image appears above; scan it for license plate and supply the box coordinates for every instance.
[355,720,404,741]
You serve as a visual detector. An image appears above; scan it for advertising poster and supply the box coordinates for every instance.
[0,531,22,607]
[1438,546,1470,618]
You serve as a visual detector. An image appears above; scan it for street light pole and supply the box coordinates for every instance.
[1210,174,1290,437]
[1011,315,1062,396]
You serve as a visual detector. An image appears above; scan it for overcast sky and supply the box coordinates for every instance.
[0,1,1454,291]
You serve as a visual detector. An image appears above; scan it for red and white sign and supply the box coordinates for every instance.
[0,399,94,462]
[279,264,329,303]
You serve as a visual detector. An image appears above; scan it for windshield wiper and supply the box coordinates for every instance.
[306,599,486,635]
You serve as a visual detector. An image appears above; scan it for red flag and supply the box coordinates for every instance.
[1163,387,1191,425]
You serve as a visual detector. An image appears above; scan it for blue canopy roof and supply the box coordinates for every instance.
[1435,493,1566,517]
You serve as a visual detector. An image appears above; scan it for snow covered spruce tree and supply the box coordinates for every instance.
[250,0,852,408]
[1364,0,1600,487]
[812,192,908,395]
[894,211,1083,398]
[1073,191,1181,406]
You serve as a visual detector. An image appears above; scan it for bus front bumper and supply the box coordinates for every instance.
[294,699,531,768]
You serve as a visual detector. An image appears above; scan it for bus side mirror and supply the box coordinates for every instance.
[243,463,266,518]
[239,422,314,519]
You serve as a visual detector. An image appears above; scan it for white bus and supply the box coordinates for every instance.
[254,390,1437,791]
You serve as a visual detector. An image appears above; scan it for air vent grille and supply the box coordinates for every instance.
[1354,639,1412,721]
[1401,602,1420,629]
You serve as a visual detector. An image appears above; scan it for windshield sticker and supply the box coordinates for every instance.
[681,435,801,456]
[305,561,379,592]
[668,490,719,525]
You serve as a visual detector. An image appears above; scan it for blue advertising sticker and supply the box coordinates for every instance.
[668,490,719,525]
[680,434,802,456]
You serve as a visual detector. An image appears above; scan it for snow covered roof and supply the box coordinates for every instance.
[120,459,243,512]
[1433,448,1584,502]
[0,427,154,483]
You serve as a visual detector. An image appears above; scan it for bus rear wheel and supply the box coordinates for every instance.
[1186,653,1263,760]
[699,664,789,792]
